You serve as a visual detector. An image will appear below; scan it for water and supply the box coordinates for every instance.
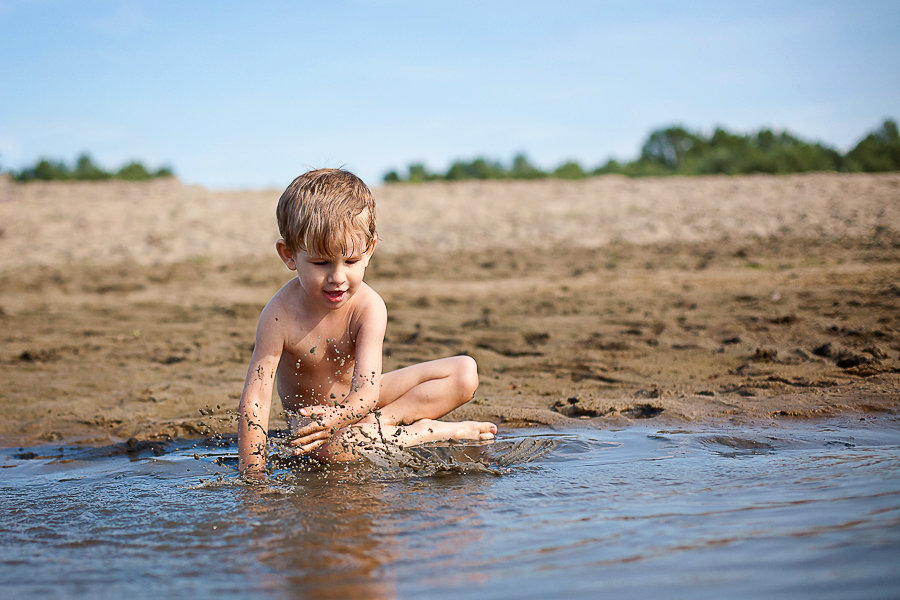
[2,417,899,599]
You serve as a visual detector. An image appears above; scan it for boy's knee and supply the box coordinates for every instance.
[453,355,479,398]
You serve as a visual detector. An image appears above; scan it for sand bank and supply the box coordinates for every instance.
[1,173,897,446]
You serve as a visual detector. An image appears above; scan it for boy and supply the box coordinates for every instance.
[238,168,496,477]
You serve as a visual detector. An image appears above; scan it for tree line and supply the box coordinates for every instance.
[5,153,174,182]
[383,119,900,183]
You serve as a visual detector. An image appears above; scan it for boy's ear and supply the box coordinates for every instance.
[276,239,297,271]
[363,237,377,266]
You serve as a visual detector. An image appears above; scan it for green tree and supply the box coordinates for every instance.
[444,160,470,181]
[468,157,504,179]
[74,153,110,180]
[15,158,71,181]
[441,157,506,180]
[845,119,900,172]
[116,161,152,181]
[407,163,430,183]
[510,153,545,179]
[13,154,175,182]
[593,159,623,175]
[640,126,701,170]
[551,160,586,179]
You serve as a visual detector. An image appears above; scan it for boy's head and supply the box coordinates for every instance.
[276,168,376,258]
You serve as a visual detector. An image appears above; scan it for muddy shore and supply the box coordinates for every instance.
[1,173,898,447]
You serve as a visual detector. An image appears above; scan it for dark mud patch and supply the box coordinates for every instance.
[551,397,663,419]
[621,403,664,419]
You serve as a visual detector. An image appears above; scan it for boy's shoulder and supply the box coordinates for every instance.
[349,283,387,322]
[261,280,386,326]
[262,278,302,315]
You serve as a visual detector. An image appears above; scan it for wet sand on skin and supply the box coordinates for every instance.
[0,173,898,447]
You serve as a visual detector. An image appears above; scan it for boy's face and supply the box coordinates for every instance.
[276,237,375,311]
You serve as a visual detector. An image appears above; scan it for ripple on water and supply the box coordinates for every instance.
[1,417,899,599]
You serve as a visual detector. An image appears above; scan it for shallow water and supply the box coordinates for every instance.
[2,416,899,599]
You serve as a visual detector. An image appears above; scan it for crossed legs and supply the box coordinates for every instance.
[312,356,497,462]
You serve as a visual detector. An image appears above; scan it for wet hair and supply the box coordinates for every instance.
[276,168,377,258]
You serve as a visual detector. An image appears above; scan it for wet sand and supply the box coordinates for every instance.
[0,173,898,446]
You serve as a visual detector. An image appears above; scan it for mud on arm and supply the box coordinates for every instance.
[237,308,285,477]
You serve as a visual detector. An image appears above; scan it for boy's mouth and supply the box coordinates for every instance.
[324,290,347,303]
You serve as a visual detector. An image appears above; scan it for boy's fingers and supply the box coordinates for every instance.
[291,423,326,440]
[289,428,330,446]
[293,439,328,455]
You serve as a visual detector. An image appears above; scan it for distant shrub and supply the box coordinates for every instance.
[552,161,586,180]
[116,162,152,181]
[18,159,73,182]
[74,154,111,181]
[510,153,546,180]
[383,119,898,183]
[844,119,900,172]
[12,153,174,183]
[406,163,434,183]
[445,157,506,181]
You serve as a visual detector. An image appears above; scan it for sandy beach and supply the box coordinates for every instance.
[1,172,898,447]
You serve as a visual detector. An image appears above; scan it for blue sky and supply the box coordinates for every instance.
[2,0,898,188]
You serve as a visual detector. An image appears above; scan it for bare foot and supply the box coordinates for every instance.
[307,419,497,462]
[444,420,498,442]
[393,418,497,446]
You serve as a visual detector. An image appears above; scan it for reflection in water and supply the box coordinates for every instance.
[232,462,492,599]
[242,483,397,599]
[1,418,899,598]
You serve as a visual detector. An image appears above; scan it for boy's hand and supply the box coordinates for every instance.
[289,405,348,455]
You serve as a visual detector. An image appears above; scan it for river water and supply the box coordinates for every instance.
[2,416,899,599]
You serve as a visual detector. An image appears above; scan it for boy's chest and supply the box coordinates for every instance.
[281,326,356,378]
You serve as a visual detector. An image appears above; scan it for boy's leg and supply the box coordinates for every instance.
[368,355,481,426]
[310,355,495,462]
[382,418,496,445]
[310,418,496,462]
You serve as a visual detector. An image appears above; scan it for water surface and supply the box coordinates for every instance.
[2,416,899,599]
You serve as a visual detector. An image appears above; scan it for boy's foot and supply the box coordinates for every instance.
[445,420,497,442]
[398,418,496,446]
[313,418,497,462]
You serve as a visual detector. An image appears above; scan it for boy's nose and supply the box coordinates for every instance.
[329,265,347,284]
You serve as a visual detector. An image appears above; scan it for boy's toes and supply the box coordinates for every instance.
[477,421,497,434]
[450,420,497,441]
[478,421,496,440]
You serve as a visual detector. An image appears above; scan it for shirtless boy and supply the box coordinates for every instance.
[237,168,496,476]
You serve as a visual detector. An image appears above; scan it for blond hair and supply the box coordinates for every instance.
[276,168,376,257]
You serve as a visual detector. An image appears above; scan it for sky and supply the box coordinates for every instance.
[1,0,899,188]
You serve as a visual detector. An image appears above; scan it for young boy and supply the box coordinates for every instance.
[238,168,496,477]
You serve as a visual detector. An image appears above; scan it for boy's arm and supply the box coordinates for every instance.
[290,293,387,453]
[237,304,285,478]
